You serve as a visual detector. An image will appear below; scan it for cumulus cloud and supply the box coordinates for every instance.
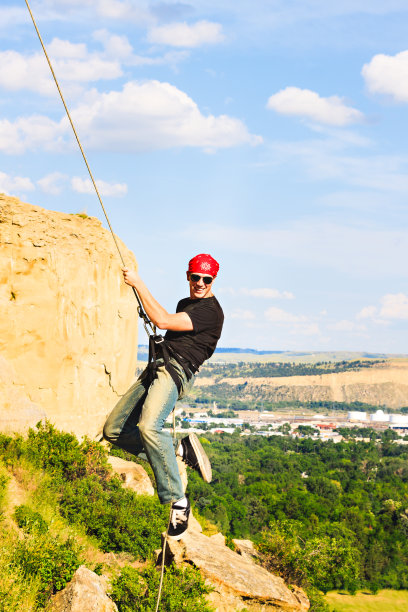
[362,50,408,102]
[265,307,306,323]
[69,80,261,151]
[357,294,408,323]
[147,20,225,48]
[71,177,128,197]
[327,320,366,332]
[0,80,260,154]
[0,115,65,155]
[379,293,408,320]
[0,42,122,97]
[38,0,152,23]
[37,172,67,195]
[267,87,364,126]
[0,171,35,195]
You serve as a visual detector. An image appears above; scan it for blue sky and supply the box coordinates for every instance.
[1,1,408,352]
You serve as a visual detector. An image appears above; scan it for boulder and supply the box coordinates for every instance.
[166,526,309,611]
[232,538,260,561]
[0,196,139,438]
[107,455,154,496]
[47,566,117,612]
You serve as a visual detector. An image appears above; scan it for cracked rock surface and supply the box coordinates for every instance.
[166,519,310,611]
[0,196,138,438]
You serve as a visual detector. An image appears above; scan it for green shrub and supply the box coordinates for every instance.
[14,504,48,534]
[13,532,82,607]
[110,563,213,611]
[25,422,110,483]
[59,474,168,559]
[0,469,8,515]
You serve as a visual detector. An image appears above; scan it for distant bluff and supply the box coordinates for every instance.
[0,195,138,437]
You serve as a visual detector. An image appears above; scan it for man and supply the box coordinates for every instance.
[103,253,224,540]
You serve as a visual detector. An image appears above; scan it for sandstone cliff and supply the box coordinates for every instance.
[0,195,138,437]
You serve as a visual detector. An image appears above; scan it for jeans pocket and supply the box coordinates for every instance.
[178,372,195,399]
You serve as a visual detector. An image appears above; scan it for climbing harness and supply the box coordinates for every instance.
[24,2,179,608]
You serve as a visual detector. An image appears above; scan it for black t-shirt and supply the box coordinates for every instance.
[164,296,224,372]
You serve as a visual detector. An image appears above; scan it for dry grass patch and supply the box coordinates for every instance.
[325,589,408,612]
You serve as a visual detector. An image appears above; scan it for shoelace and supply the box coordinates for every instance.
[171,506,188,529]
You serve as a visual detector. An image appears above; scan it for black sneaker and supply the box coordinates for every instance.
[178,433,212,483]
[167,497,190,540]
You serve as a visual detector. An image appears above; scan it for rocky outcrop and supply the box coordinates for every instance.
[165,521,309,611]
[0,196,138,438]
[196,360,408,409]
[107,455,154,496]
[47,566,117,612]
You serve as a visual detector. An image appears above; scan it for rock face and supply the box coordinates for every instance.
[166,521,309,611]
[47,566,117,612]
[107,455,154,496]
[0,195,138,438]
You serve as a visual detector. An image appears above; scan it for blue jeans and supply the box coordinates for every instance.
[103,358,195,504]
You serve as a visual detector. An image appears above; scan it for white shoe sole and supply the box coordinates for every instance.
[189,433,212,483]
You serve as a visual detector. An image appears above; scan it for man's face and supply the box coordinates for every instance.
[187,271,214,299]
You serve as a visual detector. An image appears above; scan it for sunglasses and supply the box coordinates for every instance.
[190,273,213,285]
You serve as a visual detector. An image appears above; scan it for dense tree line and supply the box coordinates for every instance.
[188,433,408,595]
[198,359,384,379]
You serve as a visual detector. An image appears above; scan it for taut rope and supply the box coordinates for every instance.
[24,0,155,338]
[24,3,173,609]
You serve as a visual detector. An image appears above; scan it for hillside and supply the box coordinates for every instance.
[195,359,408,410]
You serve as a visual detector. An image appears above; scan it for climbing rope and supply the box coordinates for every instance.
[24,0,155,339]
[24,2,174,609]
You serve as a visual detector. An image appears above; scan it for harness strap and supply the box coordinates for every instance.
[147,334,186,394]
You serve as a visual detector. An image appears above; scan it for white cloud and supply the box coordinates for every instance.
[71,177,128,197]
[37,172,68,195]
[380,293,408,320]
[357,294,408,324]
[69,80,262,152]
[147,20,225,48]
[38,0,152,23]
[289,323,320,336]
[0,80,260,154]
[0,171,35,195]
[362,50,408,102]
[357,306,377,320]
[230,308,256,320]
[267,87,364,126]
[244,288,294,299]
[327,320,366,332]
[0,115,66,155]
[0,42,122,96]
[265,307,306,323]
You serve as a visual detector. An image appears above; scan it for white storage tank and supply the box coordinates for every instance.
[389,414,408,426]
[370,409,390,423]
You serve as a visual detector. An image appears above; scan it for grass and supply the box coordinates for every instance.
[325,589,408,612]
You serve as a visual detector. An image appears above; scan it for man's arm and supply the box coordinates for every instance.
[122,268,193,332]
